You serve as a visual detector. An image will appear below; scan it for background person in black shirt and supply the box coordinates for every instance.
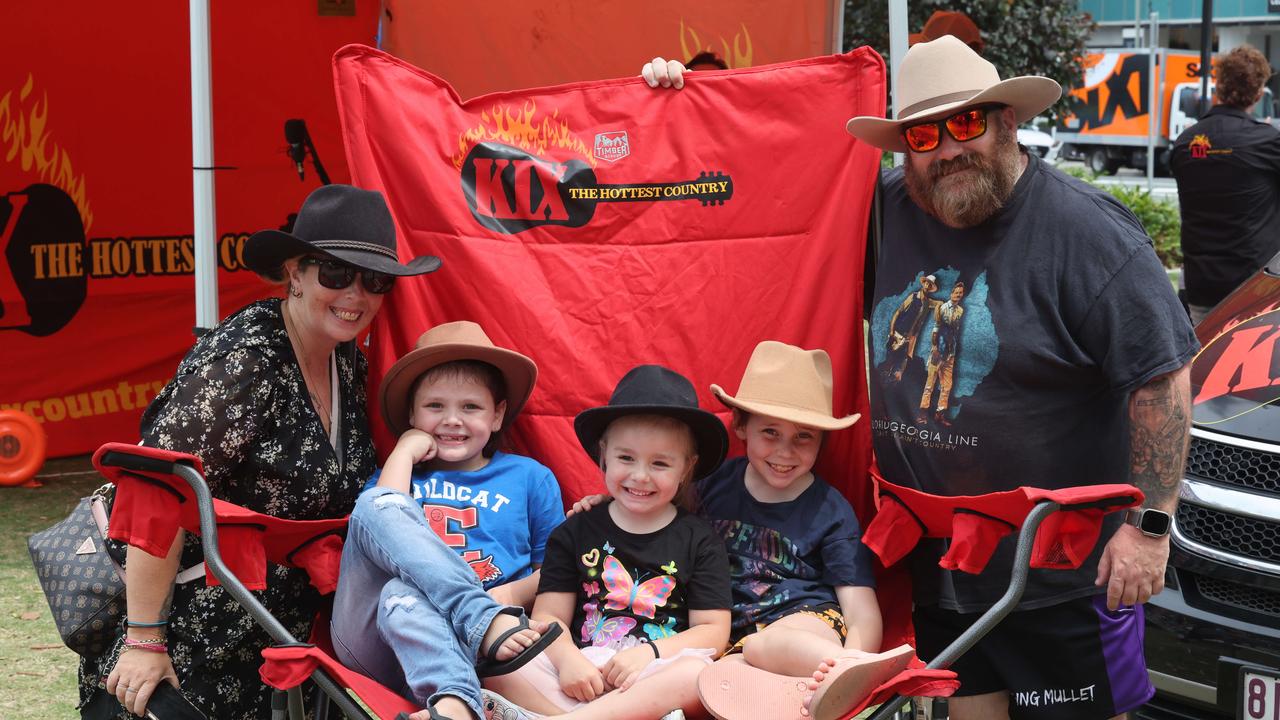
[1170,45,1280,324]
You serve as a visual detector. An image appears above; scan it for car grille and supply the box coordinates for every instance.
[1186,437,1280,496]
[1194,574,1280,619]
[1176,503,1280,564]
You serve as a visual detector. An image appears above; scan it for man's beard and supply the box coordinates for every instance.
[903,122,1023,228]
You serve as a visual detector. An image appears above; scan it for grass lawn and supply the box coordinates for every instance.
[1,457,102,719]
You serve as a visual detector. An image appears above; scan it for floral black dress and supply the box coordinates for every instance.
[78,299,376,719]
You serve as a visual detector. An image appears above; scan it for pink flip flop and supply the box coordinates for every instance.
[806,644,915,720]
[697,660,811,720]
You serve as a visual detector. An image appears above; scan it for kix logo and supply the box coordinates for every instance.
[1,184,253,337]
[453,104,733,235]
[1189,134,1211,159]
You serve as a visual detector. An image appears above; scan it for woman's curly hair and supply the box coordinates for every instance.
[1216,46,1273,110]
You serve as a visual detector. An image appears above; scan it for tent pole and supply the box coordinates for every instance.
[888,0,908,167]
[191,0,218,335]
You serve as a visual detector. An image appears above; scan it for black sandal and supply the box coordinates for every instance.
[475,606,563,677]
[391,707,448,717]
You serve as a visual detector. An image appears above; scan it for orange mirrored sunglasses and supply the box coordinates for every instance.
[901,106,997,153]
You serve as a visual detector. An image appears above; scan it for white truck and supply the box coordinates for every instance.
[1057,48,1275,175]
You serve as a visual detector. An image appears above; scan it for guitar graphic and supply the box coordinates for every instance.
[460,142,734,234]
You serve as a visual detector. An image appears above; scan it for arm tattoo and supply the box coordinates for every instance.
[1129,366,1192,511]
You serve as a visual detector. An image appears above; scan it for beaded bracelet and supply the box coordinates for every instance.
[124,637,167,648]
[127,619,168,628]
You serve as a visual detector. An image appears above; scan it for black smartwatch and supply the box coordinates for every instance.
[1124,507,1172,538]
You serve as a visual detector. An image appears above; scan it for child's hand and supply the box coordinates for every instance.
[390,429,437,465]
[567,494,609,517]
[601,645,654,692]
[558,650,606,702]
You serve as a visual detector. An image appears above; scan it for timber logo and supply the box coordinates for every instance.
[1189,134,1211,159]
[1,184,88,337]
[594,132,630,163]
[454,103,733,235]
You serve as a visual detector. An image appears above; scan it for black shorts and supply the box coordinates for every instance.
[913,594,1154,720]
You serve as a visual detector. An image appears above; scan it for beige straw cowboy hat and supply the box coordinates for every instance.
[846,35,1062,153]
[379,321,537,436]
[711,341,860,431]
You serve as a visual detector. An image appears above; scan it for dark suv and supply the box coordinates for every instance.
[1137,252,1280,719]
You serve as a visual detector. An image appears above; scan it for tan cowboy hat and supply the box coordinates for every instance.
[846,35,1061,153]
[379,321,537,436]
[711,341,860,431]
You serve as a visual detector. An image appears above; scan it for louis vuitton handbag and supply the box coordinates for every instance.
[28,485,205,658]
[28,487,126,658]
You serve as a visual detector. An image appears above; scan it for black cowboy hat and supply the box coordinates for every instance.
[244,184,441,276]
[574,365,728,480]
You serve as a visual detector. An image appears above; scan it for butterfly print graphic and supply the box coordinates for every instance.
[601,555,676,619]
[581,602,636,647]
[642,617,677,640]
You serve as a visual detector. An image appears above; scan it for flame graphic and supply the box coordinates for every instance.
[679,19,753,69]
[0,73,93,231]
[1189,134,1211,150]
[452,101,595,170]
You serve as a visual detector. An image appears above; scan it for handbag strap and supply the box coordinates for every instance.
[91,495,206,585]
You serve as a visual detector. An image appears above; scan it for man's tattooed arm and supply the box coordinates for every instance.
[1128,364,1192,512]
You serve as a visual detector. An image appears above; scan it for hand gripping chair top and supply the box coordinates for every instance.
[92,443,419,720]
[850,472,1145,720]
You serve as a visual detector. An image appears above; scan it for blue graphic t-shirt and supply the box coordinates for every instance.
[869,153,1198,611]
[696,457,876,641]
[365,451,564,589]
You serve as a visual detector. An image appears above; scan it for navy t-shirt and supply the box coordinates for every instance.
[868,153,1198,612]
[696,457,876,641]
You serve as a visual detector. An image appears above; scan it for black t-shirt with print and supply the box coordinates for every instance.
[868,153,1198,612]
[538,504,731,650]
[1170,105,1280,306]
[696,457,876,641]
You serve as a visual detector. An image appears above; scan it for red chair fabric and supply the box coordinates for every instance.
[92,443,348,593]
[861,472,1144,574]
[260,644,418,717]
[843,667,960,719]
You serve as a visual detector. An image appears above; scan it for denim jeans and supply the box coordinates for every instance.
[331,487,504,718]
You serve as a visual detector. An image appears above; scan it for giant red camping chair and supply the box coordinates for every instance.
[95,443,1144,720]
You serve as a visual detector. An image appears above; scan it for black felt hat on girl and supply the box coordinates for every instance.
[574,364,728,480]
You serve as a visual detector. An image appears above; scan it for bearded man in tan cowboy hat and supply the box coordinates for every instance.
[644,36,1198,720]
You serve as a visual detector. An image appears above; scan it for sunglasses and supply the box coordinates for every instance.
[901,106,996,153]
[299,257,396,294]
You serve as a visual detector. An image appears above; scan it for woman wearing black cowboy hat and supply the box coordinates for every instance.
[83,185,440,720]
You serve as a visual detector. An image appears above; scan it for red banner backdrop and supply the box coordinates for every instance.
[333,45,884,516]
[0,3,378,458]
[380,0,842,100]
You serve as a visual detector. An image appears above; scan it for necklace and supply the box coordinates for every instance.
[282,300,333,432]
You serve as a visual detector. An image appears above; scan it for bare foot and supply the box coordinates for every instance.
[480,612,549,663]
